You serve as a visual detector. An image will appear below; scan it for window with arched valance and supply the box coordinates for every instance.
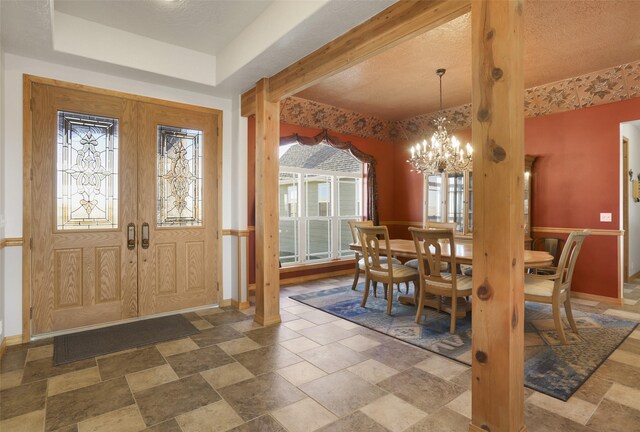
[280,130,379,224]
[278,130,378,265]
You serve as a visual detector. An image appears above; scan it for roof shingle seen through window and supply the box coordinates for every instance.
[279,143,361,173]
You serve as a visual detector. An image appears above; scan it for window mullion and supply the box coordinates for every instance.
[299,173,306,263]
[331,175,338,259]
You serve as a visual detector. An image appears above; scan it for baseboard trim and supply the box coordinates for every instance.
[0,338,6,361]
[628,270,640,282]
[281,269,353,286]
[4,334,23,346]
[254,314,281,326]
[572,291,623,305]
[231,299,251,310]
[280,259,355,274]
[469,423,526,432]
[219,298,232,307]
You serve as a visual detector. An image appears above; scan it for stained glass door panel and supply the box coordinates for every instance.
[137,103,219,316]
[31,84,138,334]
[157,126,203,227]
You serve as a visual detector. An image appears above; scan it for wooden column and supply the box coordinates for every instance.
[470,1,526,432]
[254,78,281,326]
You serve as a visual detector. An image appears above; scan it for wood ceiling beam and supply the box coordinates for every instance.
[241,0,471,117]
[469,1,526,431]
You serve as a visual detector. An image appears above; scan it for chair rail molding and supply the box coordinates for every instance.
[532,227,623,236]
[0,237,24,248]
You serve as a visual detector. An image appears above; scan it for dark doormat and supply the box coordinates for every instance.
[53,314,200,365]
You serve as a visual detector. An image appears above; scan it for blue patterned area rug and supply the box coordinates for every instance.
[290,284,638,401]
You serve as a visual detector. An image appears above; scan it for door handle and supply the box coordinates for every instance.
[141,222,150,249]
[127,223,136,250]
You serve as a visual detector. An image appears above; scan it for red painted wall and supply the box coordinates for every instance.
[524,98,640,298]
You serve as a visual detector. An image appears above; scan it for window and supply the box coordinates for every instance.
[56,111,119,230]
[424,172,471,234]
[279,143,363,265]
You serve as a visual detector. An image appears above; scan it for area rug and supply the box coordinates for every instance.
[290,284,638,401]
[54,314,199,365]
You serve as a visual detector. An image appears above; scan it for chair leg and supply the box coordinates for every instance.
[436,295,442,313]
[553,300,568,344]
[413,280,419,304]
[382,282,387,300]
[564,297,579,334]
[351,263,360,290]
[361,276,371,308]
[415,283,425,323]
[404,282,410,294]
[386,283,393,315]
[450,297,457,334]
[373,281,378,298]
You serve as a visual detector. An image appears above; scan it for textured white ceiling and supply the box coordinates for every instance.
[0,0,395,96]
[297,0,640,121]
[54,0,272,55]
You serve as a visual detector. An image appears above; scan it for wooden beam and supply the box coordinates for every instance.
[470,1,526,432]
[241,87,256,118]
[240,0,471,116]
[253,78,282,326]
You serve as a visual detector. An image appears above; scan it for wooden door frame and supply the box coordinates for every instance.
[623,136,629,283]
[22,74,224,341]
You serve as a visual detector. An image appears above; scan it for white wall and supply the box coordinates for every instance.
[2,53,246,337]
[622,121,640,278]
[0,12,6,342]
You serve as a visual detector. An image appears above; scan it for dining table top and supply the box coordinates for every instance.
[350,238,554,268]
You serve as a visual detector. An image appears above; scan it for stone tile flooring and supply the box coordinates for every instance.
[1,276,639,432]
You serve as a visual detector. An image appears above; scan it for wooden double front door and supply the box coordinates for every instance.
[29,80,220,335]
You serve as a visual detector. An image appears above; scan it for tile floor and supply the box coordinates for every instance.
[1,276,639,432]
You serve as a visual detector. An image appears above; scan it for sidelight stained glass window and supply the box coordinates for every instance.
[56,111,118,230]
[157,126,203,227]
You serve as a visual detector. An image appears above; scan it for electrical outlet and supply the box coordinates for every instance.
[600,213,612,222]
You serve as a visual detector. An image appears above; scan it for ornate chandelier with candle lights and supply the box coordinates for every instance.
[407,68,473,174]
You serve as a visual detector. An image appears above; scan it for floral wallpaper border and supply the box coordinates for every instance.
[280,60,640,143]
[280,96,399,142]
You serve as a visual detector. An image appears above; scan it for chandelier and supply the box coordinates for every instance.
[407,68,473,174]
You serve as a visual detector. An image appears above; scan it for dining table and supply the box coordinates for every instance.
[350,239,554,317]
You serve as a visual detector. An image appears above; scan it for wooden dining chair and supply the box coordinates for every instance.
[409,227,472,334]
[530,236,565,275]
[357,225,419,315]
[348,220,400,294]
[405,222,457,271]
[524,230,590,344]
